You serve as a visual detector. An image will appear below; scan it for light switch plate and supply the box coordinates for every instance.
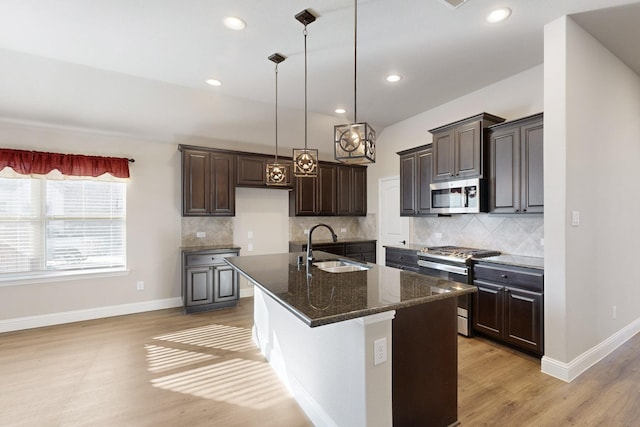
[196,231,206,238]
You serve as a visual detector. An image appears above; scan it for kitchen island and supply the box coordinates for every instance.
[226,251,476,427]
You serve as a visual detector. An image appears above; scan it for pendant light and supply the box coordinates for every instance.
[334,0,376,164]
[266,53,288,186]
[292,9,319,178]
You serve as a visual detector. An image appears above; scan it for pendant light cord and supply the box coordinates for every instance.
[274,63,279,163]
[354,0,358,123]
[304,26,308,150]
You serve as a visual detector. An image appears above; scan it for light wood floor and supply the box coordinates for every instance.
[1,298,639,426]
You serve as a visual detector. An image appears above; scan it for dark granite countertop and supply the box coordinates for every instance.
[181,245,241,253]
[226,251,476,327]
[474,254,544,270]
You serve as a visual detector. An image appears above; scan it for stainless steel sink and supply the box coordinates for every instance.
[313,259,372,273]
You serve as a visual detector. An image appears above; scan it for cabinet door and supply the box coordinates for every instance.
[504,287,543,354]
[317,164,337,215]
[294,176,318,215]
[352,167,367,216]
[416,148,433,214]
[237,155,266,187]
[399,153,417,215]
[432,130,455,181]
[211,153,235,215]
[455,120,482,179]
[521,120,544,213]
[214,264,238,302]
[490,127,521,213]
[182,150,210,216]
[185,266,213,306]
[336,166,352,216]
[472,280,503,339]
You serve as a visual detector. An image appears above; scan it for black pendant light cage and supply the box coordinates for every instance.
[293,9,319,178]
[334,0,376,164]
[266,53,289,186]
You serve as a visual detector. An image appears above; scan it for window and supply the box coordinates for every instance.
[0,177,126,277]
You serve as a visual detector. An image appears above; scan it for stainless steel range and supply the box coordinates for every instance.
[417,246,500,336]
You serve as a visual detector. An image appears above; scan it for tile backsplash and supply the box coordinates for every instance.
[181,217,233,247]
[413,214,544,257]
[289,214,377,242]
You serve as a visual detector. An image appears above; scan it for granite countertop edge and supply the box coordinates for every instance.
[473,254,544,270]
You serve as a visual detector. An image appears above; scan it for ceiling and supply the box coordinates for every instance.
[0,0,638,152]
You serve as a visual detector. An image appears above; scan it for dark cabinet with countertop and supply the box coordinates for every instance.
[473,260,544,355]
[398,144,433,216]
[384,246,420,273]
[430,113,505,182]
[488,113,544,214]
[289,240,376,263]
[181,147,235,216]
[182,247,240,313]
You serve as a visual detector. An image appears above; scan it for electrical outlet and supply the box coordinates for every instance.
[435,232,442,239]
[303,229,309,235]
[571,211,580,226]
[374,337,387,366]
[247,243,254,252]
[196,231,206,238]
[136,281,144,291]
[341,228,347,233]
[248,231,253,239]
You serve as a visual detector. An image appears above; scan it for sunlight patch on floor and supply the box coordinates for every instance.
[145,344,217,373]
[153,324,257,352]
[150,358,291,409]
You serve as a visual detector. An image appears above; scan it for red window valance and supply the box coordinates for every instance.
[0,148,131,179]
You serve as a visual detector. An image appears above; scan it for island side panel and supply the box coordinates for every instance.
[392,297,458,427]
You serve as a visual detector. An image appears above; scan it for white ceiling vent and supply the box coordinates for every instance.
[438,0,471,9]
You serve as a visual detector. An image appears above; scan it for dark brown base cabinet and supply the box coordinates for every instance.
[473,262,544,356]
[488,113,544,214]
[289,240,376,263]
[384,246,420,273]
[182,248,240,313]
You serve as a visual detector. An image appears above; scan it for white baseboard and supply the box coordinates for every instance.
[541,317,640,382]
[0,297,183,333]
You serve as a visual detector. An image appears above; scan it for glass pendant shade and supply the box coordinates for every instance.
[292,9,318,178]
[293,148,319,176]
[266,162,287,185]
[266,52,288,186]
[334,0,376,164]
[334,122,375,163]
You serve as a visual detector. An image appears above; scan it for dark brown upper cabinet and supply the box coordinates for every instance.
[398,144,433,216]
[290,163,367,217]
[337,165,367,216]
[181,148,235,216]
[488,113,544,214]
[430,113,505,182]
[236,154,293,188]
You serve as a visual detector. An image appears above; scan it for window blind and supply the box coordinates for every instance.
[0,177,126,276]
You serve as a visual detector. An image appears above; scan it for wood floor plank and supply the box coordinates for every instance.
[1,297,639,426]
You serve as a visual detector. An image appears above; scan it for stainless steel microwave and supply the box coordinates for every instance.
[430,178,488,214]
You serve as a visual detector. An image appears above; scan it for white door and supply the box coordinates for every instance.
[378,176,410,265]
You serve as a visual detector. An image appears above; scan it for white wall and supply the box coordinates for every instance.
[0,120,183,326]
[544,16,640,367]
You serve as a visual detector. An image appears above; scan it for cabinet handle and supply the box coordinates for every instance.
[399,240,406,245]
[501,274,508,279]
[515,209,520,213]
[523,208,527,212]
[399,256,404,260]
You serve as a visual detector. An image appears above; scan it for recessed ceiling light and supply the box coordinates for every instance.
[223,16,246,30]
[206,78,222,87]
[335,108,346,114]
[386,74,402,83]
[486,8,511,24]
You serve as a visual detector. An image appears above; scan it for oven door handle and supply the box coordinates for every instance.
[418,260,469,276]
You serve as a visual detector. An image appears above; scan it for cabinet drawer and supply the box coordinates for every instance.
[474,263,543,292]
[345,242,376,255]
[186,252,237,266]
[385,248,419,266]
